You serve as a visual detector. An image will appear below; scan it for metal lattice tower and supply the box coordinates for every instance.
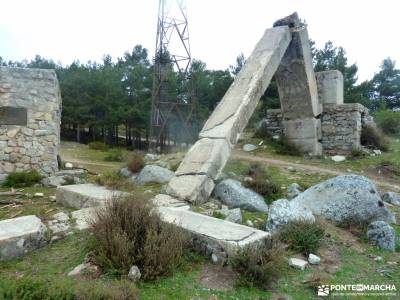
[149,0,194,151]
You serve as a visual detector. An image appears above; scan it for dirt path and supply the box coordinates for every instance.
[232,150,400,192]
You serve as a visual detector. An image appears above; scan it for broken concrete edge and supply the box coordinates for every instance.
[55,183,129,209]
[0,215,48,261]
[156,206,271,257]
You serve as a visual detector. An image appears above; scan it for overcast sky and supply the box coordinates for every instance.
[0,0,399,82]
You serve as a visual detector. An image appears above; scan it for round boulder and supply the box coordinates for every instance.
[134,165,174,185]
[292,175,395,224]
[213,179,268,213]
[367,221,397,251]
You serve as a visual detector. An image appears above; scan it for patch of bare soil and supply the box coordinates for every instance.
[366,162,400,181]
[198,265,237,292]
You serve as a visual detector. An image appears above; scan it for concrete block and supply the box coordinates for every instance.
[71,207,97,230]
[0,215,47,261]
[151,194,190,210]
[175,138,231,180]
[199,26,291,144]
[316,70,344,104]
[157,206,271,256]
[165,175,215,204]
[274,14,322,119]
[283,118,321,140]
[56,184,128,209]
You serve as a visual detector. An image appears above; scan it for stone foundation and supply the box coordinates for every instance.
[264,103,374,155]
[0,67,62,178]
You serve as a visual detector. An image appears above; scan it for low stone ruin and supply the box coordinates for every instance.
[0,67,62,180]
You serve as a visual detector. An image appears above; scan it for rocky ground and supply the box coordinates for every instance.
[0,140,399,299]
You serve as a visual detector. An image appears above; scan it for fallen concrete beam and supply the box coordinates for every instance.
[0,215,47,261]
[56,184,128,209]
[157,206,270,256]
[199,26,291,144]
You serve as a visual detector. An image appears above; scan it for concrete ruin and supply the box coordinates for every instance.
[166,12,373,204]
[0,67,62,180]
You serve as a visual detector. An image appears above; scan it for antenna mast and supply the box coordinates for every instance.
[149,0,194,151]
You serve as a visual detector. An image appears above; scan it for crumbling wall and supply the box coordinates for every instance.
[0,67,62,179]
[264,103,374,155]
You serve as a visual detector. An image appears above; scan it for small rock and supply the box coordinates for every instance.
[243,144,257,152]
[119,167,134,178]
[145,153,158,161]
[50,235,63,243]
[287,166,296,172]
[211,251,227,265]
[258,140,264,146]
[308,253,321,265]
[331,155,346,162]
[288,258,308,270]
[273,135,279,140]
[374,256,383,262]
[367,221,396,251]
[52,212,70,222]
[211,253,219,264]
[134,165,174,185]
[49,195,56,202]
[246,220,254,227]
[382,192,400,206]
[67,263,98,277]
[128,265,141,282]
[373,150,382,155]
[65,162,73,169]
[34,192,44,197]
[219,208,242,224]
[287,183,302,200]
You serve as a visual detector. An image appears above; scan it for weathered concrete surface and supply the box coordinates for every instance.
[71,207,97,230]
[0,215,47,261]
[316,70,344,105]
[274,14,322,119]
[165,175,215,204]
[157,206,270,256]
[151,194,190,210]
[175,138,231,180]
[199,26,291,144]
[56,183,128,209]
[283,118,322,140]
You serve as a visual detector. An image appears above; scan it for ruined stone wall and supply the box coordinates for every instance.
[264,103,373,155]
[265,109,283,136]
[0,67,61,179]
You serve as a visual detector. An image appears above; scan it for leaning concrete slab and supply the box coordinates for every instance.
[166,25,291,204]
[274,13,322,119]
[157,206,270,256]
[175,138,231,180]
[316,70,344,105]
[199,26,291,144]
[0,215,47,261]
[56,184,128,209]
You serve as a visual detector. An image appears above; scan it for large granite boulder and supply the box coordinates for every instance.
[213,179,268,213]
[266,198,315,233]
[292,175,395,224]
[367,221,397,251]
[134,165,174,185]
[0,215,48,261]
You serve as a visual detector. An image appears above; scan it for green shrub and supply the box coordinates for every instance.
[0,277,138,300]
[3,170,43,188]
[243,164,280,201]
[94,171,125,189]
[350,147,365,158]
[104,149,124,162]
[279,220,325,255]
[375,110,400,135]
[360,125,390,151]
[230,242,285,290]
[126,152,145,173]
[273,136,302,156]
[89,195,189,281]
[88,141,109,151]
[212,211,225,219]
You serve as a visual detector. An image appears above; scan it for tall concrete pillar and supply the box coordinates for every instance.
[273,13,322,156]
[316,70,344,105]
